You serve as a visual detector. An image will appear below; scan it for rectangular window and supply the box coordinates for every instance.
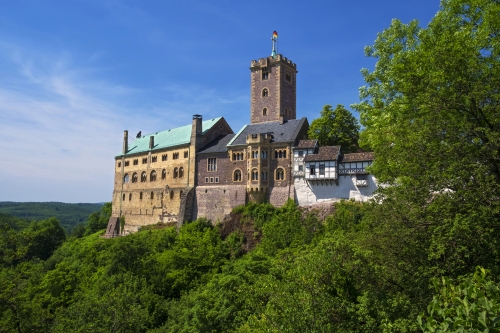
[261,150,268,159]
[210,177,214,183]
[215,177,219,183]
[319,164,325,175]
[262,71,269,80]
[205,177,209,183]
[299,165,303,172]
[162,154,167,161]
[208,158,217,171]
[124,161,129,167]
[252,151,258,159]
[298,150,303,157]
[173,153,179,159]
[117,162,121,167]
[151,156,157,163]
[133,159,138,165]
[184,151,188,158]
[142,158,147,164]
[310,165,315,175]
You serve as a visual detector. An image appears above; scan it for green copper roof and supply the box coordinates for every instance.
[118,117,222,157]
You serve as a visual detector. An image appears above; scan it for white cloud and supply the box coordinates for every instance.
[0,42,246,202]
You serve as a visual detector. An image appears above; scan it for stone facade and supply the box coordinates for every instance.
[107,51,378,233]
[250,55,297,124]
[112,116,233,234]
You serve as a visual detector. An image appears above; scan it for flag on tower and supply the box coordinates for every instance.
[273,31,278,39]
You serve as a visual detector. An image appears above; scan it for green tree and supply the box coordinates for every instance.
[85,202,112,235]
[418,267,500,333]
[352,0,500,192]
[308,104,360,152]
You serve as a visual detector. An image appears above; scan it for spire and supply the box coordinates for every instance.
[271,31,278,58]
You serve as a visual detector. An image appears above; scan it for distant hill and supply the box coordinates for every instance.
[0,202,104,232]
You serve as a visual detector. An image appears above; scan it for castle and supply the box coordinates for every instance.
[105,40,377,237]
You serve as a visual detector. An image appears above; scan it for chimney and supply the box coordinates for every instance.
[149,136,154,149]
[279,114,284,125]
[122,130,128,154]
[191,114,202,149]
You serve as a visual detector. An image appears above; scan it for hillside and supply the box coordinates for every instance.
[0,202,103,232]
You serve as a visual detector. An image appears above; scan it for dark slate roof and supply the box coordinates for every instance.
[227,118,307,146]
[304,146,341,162]
[197,134,235,154]
[295,139,318,149]
[340,152,375,162]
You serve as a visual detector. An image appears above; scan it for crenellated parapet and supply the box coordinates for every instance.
[250,54,297,71]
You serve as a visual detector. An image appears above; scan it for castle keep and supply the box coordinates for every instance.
[106,37,377,237]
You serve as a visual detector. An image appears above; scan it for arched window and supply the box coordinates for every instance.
[140,192,143,200]
[150,191,154,199]
[122,193,126,200]
[179,167,184,178]
[279,150,283,158]
[252,169,258,181]
[263,108,267,116]
[129,193,132,201]
[276,168,285,180]
[262,88,268,97]
[170,191,174,199]
[234,169,242,182]
[162,169,166,180]
[150,170,157,182]
[261,171,268,180]
[132,172,138,183]
[173,167,178,178]
[124,174,129,183]
[141,172,147,182]
[283,150,286,158]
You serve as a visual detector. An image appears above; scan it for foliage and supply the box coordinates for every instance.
[418,267,500,333]
[84,202,112,236]
[0,217,66,266]
[0,201,104,232]
[308,104,361,152]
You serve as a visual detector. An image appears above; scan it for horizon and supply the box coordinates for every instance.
[0,0,441,203]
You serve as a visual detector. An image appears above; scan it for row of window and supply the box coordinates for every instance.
[122,190,183,201]
[262,108,293,117]
[123,168,184,183]
[118,151,189,168]
[229,150,286,162]
[234,168,284,182]
[260,70,292,83]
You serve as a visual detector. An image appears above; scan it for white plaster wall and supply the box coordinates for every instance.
[294,175,378,205]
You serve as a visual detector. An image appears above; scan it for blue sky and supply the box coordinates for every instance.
[0,0,440,203]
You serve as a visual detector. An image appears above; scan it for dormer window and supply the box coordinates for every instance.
[262,88,269,97]
[262,71,269,80]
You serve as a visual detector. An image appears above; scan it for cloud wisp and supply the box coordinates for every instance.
[0,43,246,202]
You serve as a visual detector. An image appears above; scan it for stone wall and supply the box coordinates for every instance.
[269,185,294,206]
[294,175,378,206]
[193,185,247,223]
[250,56,297,124]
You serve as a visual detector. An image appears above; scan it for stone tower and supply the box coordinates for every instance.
[250,54,297,124]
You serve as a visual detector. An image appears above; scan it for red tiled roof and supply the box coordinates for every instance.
[295,139,318,149]
[304,146,340,162]
[340,152,374,162]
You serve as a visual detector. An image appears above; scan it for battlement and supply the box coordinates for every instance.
[250,54,297,70]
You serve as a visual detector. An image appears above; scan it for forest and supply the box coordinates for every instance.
[1,0,499,331]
